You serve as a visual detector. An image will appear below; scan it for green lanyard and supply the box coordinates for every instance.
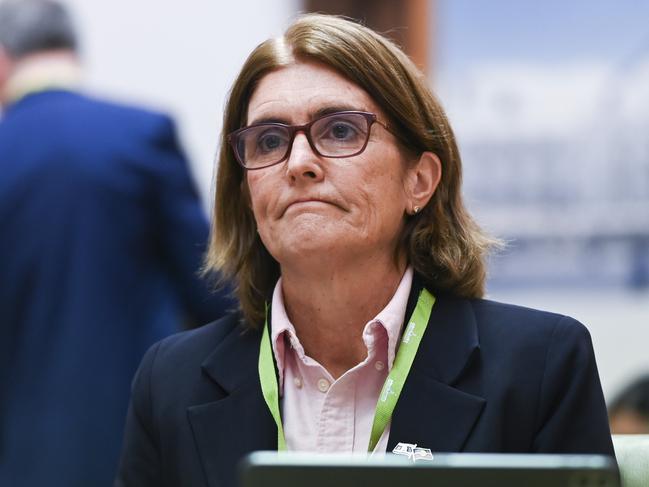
[258,289,435,452]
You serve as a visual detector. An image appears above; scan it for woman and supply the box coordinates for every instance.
[115,14,614,487]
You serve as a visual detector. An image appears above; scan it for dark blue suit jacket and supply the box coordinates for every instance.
[115,277,615,487]
[0,91,232,487]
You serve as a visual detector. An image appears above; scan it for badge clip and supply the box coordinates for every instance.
[392,442,434,462]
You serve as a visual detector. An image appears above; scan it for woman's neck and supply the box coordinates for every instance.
[280,256,406,379]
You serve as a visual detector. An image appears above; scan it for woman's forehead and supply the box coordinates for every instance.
[246,61,382,125]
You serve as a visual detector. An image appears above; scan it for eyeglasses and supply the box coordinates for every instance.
[228,110,389,170]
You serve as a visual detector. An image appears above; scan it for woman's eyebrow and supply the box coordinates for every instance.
[248,104,368,126]
[311,104,363,118]
[247,115,291,126]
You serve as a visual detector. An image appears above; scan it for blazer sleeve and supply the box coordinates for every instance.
[147,116,234,326]
[532,316,615,456]
[115,342,163,487]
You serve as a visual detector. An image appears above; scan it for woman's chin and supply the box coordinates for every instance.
[268,232,361,267]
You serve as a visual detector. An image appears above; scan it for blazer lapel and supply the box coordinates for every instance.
[187,324,277,487]
[388,282,486,452]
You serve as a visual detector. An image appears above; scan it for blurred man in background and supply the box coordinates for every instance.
[609,375,649,434]
[0,1,232,485]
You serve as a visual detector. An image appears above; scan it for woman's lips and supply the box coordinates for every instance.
[281,198,340,216]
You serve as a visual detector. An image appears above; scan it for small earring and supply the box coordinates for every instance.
[413,206,421,214]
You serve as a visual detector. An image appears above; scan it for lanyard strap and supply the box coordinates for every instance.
[258,289,435,452]
[368,288,434,451]
[259,303,287,451]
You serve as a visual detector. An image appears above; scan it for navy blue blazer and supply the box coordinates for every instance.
[0,91,233,487]
[115,278,615,487]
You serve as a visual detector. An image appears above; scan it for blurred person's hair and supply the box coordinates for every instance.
[0,0,77,58]
[609,375,649,419]
[205,13,498,327]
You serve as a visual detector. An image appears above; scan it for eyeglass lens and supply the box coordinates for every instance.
[235,112,371,169]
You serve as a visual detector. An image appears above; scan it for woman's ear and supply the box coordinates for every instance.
[405,151,441,214]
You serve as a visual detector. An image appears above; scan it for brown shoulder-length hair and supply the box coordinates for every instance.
[205,13,497,327]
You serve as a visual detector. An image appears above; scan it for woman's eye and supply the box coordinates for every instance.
[324,121,359,141]
[257,132,286,152]
[331,123,353,139]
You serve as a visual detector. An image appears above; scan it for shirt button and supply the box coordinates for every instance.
[293,377,303,389]
[375,361,385,371]
[317,378,330,393]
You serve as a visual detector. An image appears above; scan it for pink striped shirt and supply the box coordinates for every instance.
[270,267,413,453]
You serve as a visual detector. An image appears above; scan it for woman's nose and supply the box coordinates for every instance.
[285,132,324,182]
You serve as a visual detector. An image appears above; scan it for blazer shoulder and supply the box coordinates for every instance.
[85,94,171,123]
[73,93,176,136]
[469,297,586,333]
[148,312,243,366]
[456,296,593,356]
[1,91,176,148]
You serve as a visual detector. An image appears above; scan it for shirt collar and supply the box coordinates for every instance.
[368,266,413,369]
[4,54,82,105]
[270,267,414,391]
[269,280,296,391]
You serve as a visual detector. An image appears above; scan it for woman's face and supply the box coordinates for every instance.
[244,61,416,271]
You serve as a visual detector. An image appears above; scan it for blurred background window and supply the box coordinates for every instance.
[432,0,649,406]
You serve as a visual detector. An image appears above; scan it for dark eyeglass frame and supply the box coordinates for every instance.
[227,110,390,170]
